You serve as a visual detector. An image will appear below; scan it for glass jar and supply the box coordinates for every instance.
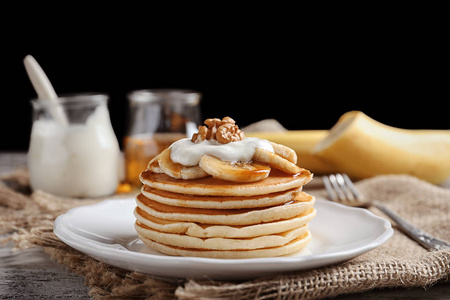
[123,89,202,188]
[28,93,121,198]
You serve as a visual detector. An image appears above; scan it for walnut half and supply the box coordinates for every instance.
[192,117,245,144]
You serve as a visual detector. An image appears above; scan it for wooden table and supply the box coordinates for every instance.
[1,152,450,299]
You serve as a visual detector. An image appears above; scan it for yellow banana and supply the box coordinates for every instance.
[313,111,450,184]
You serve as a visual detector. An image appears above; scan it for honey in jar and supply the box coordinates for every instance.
[122,89,201,190]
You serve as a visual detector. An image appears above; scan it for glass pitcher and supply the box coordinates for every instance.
[28,93,121,198]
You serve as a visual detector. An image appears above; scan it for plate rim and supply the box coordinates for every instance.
[53,196,394,277]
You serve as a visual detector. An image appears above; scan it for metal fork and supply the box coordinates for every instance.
[323,173,450,251]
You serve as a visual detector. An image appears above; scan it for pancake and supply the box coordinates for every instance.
[141,185,303,209]
[136,231,312,259]
[140,168,312,196]
[134,206,316,238]
[134,118,316,259]
[135,192,315,226]
[135,221,308,250]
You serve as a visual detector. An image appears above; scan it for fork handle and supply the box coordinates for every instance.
[373,201,450,250]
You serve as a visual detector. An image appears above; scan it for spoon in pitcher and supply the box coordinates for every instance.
[24,55,68,126]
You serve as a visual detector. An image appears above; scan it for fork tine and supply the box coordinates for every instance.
[336,174,356,201]
[328,174,348,202]
[341,174,363,200]
[322,175,337,201]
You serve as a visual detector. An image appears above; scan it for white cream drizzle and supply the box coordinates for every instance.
[170,137,274,166]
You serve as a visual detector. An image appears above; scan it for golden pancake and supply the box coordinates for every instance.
[141,185,303,209]
[135,192,315,226]
[140,168,312,197]
[134,206,316,238]
[134,116,316,259]
[136,231,312,259]
[135,222,308,250]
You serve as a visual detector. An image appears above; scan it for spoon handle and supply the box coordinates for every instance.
[24,55,68,126]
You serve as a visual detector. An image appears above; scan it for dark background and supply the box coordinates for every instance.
[2,16,448,151]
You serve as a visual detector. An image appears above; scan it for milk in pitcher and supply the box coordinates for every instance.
[28,93,121,198]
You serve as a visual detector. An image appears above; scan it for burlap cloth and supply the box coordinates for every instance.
[1,168,450,299]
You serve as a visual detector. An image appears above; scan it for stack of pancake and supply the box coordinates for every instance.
[134,116,315,259]
[135,168,314,259]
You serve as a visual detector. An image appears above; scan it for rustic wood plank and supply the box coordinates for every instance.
[0,247,91,299]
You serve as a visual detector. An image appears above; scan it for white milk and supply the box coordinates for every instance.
[28,105,121,197]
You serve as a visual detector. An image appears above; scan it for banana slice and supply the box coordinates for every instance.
[254,148,302,175]
[199,154,271,182]
[147,155,164,173]
[247,130,338,174]
[270,142,297,164]
[158,148,209,180]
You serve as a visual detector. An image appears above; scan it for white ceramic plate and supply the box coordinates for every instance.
[54,197,393,280]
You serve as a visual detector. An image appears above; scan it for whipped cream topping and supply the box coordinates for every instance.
[170,137,274,166]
